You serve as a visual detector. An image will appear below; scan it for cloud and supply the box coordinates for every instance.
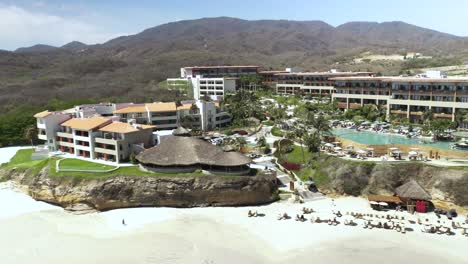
[0,5,126,50]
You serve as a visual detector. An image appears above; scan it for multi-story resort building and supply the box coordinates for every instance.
[34,100,231,163]
[192,76,237,100]
[275,71,374,96]
[331,76,468,123]
[180,65,260,78]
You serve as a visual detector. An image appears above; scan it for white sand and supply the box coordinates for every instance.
[1,147,467,263]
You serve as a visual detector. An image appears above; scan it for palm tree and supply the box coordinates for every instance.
[310,115,331,139]
[289,127,306,163]
[24,125,38,147]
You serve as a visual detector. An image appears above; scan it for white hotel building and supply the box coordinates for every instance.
[331,76,468,123]
[275,71,374,96]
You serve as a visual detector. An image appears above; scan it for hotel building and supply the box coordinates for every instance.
[191,76,237,100]
[35,100,232,163]
[275,71,374,96]
[180,65,260,78]
[331,76,468,123]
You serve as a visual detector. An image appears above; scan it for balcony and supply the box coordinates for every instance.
[95,137,118,145]
[390,110,407,115]
[349,103,362,109]
[337,102,347,109]
[433,113,453,119]
[94,147,117,155]
[58,141,74,147]
[57,132,73,138]
[409,111,423,116]
[38,134,47,141]
[37,122,46,129]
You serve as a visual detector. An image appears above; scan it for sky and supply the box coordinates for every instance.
[1,0,467,51]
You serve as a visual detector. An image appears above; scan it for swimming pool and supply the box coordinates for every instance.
[332,128,467,153]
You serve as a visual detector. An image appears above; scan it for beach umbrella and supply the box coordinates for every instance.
[369,201,379,205]
[357,149,366,154]
[324,143,334,147]
[408,151,418,156]
[334,146,342,151]
[378,202,388,206]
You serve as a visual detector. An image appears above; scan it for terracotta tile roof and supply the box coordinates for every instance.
[61,116,111,131]
[177,104,194,110]
[34,110,52,118]
[99,122,155,134]
[145,102,177,112]
[114,105,147,114]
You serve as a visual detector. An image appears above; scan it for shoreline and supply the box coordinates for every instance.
[1,183,467,263]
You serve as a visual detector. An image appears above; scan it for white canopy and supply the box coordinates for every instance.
[378,202,388,206]
[334,146,342,151]
[408,151,418,156]
[389,147,399,151]
[369,201,379,205]
[357,149,366,154]
[324,143,334,147]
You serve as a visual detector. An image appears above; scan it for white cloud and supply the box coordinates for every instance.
[0,5,126,50]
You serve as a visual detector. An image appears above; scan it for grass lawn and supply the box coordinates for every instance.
[285,145,311,164]
[49,159,208,179]
[3,150,254,180]
[271,126,284,137]
[58,158,117,171]
[8,148,34,165]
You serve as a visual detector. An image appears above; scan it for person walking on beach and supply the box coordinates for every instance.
[122,218,126,226]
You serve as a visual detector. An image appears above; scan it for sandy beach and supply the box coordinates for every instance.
[1,147,467,263]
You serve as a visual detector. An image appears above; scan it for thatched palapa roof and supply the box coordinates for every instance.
[395,180,431,201]
[136,134,251,167]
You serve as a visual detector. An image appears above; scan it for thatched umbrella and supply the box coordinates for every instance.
[395,180,431,201]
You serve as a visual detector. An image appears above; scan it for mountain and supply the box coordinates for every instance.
[0,17,467,116]
[61,41,88,52]
[14,44,58,53]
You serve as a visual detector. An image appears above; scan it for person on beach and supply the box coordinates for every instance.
[122,219,126,226]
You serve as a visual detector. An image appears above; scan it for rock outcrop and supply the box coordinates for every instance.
[311,156,468,208]
[0,166,278,211]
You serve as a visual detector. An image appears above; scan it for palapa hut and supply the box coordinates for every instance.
[395,180,432,213]
[136,127,252,175]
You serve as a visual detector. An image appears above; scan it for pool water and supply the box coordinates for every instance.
[332,128,467,153]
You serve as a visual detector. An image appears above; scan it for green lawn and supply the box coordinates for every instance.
[8,148,34,165]
[284,145,311,164]
[271,126,284,137]
[58,158,117,171]
[3,149,251,180]
[49,159,208,179]
[1,148,48,175]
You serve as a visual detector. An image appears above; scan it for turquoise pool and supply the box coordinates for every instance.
[332,128,467,153]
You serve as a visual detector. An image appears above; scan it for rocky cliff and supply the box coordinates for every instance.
[311,156,468,208]
[0,166,278,211]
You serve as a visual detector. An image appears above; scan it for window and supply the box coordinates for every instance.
[119,144,122,151]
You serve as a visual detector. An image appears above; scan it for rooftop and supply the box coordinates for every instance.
[145,102,177,112]
[114,105,147,114]
[275,71,374,77]
[384,77,468,83]
[136,134,251,167]
[61,116,111,131]
[33,110,52,118]
[99,122,155,134]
